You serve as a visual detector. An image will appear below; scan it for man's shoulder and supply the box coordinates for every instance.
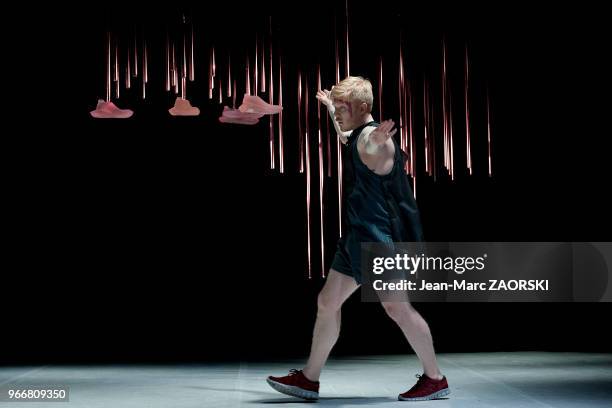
[358,125,377,142]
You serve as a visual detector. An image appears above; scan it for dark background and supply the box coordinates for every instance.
[4,1,611,364]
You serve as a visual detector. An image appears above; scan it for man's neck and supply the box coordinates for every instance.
[354,114,375,130]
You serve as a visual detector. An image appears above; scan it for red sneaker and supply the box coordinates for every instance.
[267,369,320,400]
[398,373,451,401]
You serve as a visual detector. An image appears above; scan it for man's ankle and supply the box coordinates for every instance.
[301,369,319,382]
[426,372,444,381]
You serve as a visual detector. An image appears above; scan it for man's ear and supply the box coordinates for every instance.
[359,102,368,115]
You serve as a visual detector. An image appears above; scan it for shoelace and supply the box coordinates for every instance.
[289,369,301,376]
[409,374,432,391]
[415,374,441,381]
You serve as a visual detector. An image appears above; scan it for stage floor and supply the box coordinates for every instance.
[2,352,611,407]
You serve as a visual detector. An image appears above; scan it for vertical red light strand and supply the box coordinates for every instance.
[317,64,325,277]
[182,33,187,81]
[254,36,258,97]
[114,41,119,99]
[165,34,170,91]
[378,56,383,121]
[465,46,472,175]
[345,0,350,77]
[409,85,415,176]
[423,79,428,175]
[261,21,266,93]
[404,78,410,174]
[279,55,284,173]
[182,35,187,99]
[212,46,216,79]
[442,39,450,175]
[449,95,454,180]
[209,48,214,99]
[269,27,275,170]
[430,79,436,180]
[326,107,332,177]
[189,22,195,81]
[298,71,304,173]
[173,43,178,94]
[335,21,342,237]
[142,41,148,99]
[245,55,251,96]
[133,35,138,77]
[487,87,492,177]
[233,79,237,109]
[106,32,111,102]
[126,46,131,89]
[305,76,312,279]
[227,55,232,97]
[410,90,417,199]
[398,41,405,159]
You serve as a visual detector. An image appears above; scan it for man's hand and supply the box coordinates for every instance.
[368,119,398,146]
[317,88,351,143]
[316,89,333,109]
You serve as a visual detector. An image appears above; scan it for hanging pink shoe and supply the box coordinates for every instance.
[219,106,263,125]
[238,94,282,115]
[90,99,133,119]
[169,97,200,116]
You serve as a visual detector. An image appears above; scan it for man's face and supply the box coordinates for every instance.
[333,99,363,131]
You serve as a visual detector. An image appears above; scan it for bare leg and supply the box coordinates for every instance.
[302,269,360,381]
[381,300,443,380]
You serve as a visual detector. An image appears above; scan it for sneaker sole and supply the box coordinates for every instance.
[266,378,319,400]
[398,387,451,401]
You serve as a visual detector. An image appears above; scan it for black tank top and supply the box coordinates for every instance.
[342,121,424,242]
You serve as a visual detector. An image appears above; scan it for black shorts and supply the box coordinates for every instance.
[331,232,409,285]
[331,233,363,283]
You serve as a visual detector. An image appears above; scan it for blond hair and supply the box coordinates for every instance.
[330,76,373,113]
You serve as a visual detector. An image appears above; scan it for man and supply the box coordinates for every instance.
[267,77,450,401]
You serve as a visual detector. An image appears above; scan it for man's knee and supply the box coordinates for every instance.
[317,291,343,315]
[382,302,415,323]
